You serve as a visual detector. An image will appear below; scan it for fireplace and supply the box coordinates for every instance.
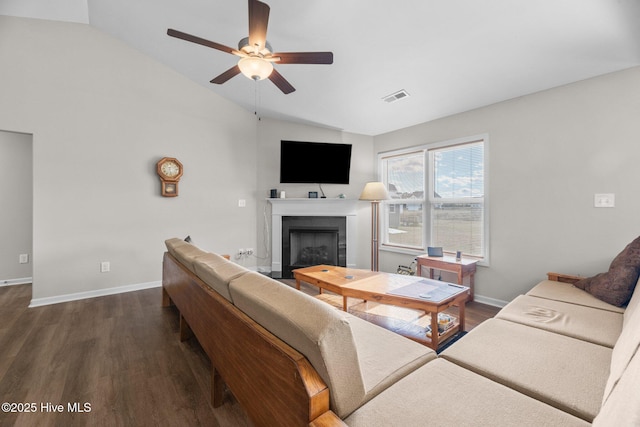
[268,199,358,278]
[282,216,346,278]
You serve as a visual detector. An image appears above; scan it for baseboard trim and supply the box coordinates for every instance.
[29,280,162,308]
[474,294,508,308]
[0,277,32,287]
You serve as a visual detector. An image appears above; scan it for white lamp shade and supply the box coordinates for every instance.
[359,182,389,201]
[238,56,274,81]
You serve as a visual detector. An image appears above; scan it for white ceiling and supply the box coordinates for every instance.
[4,0,640,136]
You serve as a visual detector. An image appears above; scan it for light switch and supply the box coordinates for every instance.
[100,261,110,272]
[594,193,615,208]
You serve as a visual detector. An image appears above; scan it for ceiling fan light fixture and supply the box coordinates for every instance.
[238,56,273,81]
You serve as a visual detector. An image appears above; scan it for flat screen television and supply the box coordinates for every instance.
[280,140,352,184]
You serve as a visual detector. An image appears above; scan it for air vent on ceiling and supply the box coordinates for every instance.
[382,89,410,103]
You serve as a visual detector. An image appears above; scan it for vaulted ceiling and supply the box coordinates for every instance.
[4,0,640,135]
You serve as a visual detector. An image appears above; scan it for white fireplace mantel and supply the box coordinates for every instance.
[268,198,358,274]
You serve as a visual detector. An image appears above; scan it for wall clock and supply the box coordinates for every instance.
[156,157,183,197]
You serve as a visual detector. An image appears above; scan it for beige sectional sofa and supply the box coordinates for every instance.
[162,237,640,426]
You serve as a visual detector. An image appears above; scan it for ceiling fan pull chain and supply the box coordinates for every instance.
[254,80,262,120]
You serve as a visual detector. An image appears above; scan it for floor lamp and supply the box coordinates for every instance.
[359,182,389,271]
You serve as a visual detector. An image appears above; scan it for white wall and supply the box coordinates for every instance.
[0,16,258,301]
[0,130,33,284]
[254,118,375,271]
[374,67,640,305]
[4,15,636,306]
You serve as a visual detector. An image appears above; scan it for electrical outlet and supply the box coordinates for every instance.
[594,193,615,208]
[100,261,110,273]
[246,248,254,256]
[19,254,29,264]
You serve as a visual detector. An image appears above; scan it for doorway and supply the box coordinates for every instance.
[0,130,33,290]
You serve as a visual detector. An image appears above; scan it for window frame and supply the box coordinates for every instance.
[378,134,490,266]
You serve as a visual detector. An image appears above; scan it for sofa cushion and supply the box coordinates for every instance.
[164,238,208,274]
[345,310,436,401]
[526,280,624,313]
[229,273,435,418]
[440,318,611,422]
[193,254,247,302]
[574,236,640,307]
[602,292,640,403]
[194,252,229,269]
[594,349,640,426]
[624,277,640,328]
[345,358,590,427]
[496,294,623,347]
[165,237,188,258]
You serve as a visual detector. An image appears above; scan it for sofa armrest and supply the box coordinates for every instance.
[310,411,348,427]
[547,272,584,284]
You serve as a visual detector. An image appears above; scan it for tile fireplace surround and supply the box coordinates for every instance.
[268,198,358,277]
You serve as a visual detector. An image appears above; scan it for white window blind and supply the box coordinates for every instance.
[381,151,425,250]
[429,141,484,257]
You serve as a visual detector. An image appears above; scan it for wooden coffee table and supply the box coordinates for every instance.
[415,254,478,301]
[293,265,469,350]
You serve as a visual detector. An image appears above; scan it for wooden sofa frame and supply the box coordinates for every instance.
[161,252,346,427]
[546,272,584,284]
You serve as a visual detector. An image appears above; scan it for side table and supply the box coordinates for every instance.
[416,254,478,301]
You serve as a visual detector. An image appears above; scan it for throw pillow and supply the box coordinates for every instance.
[574,236,640,307]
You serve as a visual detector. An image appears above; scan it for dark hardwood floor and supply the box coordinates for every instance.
[0,282,499,426]
[0,284,249,427]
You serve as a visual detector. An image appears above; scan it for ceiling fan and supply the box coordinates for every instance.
[167,0,333,94]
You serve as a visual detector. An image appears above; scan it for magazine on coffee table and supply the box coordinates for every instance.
[388,278,468,302]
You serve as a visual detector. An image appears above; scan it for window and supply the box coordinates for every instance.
[379,136,487,261]
[381,151,425,249]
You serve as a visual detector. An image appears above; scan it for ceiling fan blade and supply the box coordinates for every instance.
[268,68,295,94]
[210,65,241,84]
[248,0,270,51]
[272,52,334,65]
[167,28,238,55]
